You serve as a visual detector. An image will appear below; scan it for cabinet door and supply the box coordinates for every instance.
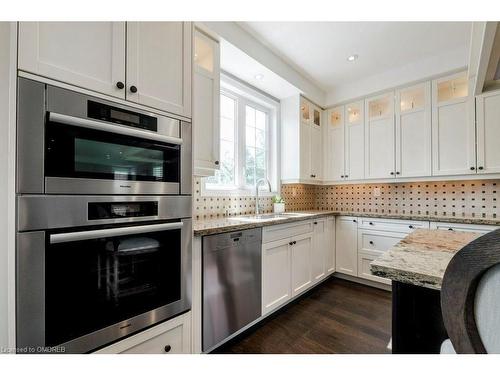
[95,311,191,354]
[193,30,220,176]
[18,22,126,98]
[365,92,396,179]
[299,120,311,180]
[311,219,327,282]
[127,22,192,118]
[335,217,358,276]
[432,72,475,176]
[396,82,432,177]
[345,101,365,180]
[310,105,323,180]
[262,238,291,315]
[325,217,336,275]
[476,90,500,174]
[326,107,345,181]
[291,233,313,296]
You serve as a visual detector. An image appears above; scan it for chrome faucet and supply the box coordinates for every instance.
[255,178,272,215]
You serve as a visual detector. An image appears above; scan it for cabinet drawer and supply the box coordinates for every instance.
[262,220,313,243]
[429,221,498,234]
[358,230,406,253]
[358,250,391,285]
[95,311,191,354]
[358,217,428,233]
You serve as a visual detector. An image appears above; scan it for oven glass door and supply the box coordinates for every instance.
[45,223,181,347]
[45,121,180,183]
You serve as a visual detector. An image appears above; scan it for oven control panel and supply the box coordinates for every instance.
[88,201,159,220]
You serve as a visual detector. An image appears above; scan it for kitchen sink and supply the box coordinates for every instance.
[229,212,311,222]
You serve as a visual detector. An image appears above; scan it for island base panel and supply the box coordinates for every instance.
[392,281,448,354]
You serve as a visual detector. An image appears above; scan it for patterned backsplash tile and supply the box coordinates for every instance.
[194,177,499,220]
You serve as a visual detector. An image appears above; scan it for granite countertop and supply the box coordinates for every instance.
[370,229,482,290]
[193,211,336,236]
[194,210,500,236]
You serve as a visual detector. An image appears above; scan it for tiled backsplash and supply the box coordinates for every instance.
[193,178,274,219]
[194,177,499,220]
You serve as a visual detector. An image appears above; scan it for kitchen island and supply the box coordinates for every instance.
[371,229,481,354]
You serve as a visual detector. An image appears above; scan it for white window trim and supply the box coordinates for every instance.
[202,74,281,197]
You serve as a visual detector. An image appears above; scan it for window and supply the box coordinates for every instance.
[204,75,279,195]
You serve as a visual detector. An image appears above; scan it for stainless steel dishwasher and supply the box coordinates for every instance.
[202,228,262,352]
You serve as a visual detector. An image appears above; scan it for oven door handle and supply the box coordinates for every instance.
[49,112,183,145]
[50,222,184,244]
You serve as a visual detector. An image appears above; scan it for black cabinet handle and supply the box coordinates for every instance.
[396,171,400,175]
[478,166,484,170]
[164,345,171,353]
[369,222,374,225]
[470,166,476,171]
[116,81,124,89]
[369,241,374,245]
[293,241,297,245]
[353,219,357,223]
[130,85,138,93]
[215,160,220,165]
[448,228,454,231]
[341,175,344,178]
[409,225,414,229]
[345,175,349,178]
[390,172,395,175]
[289,241,293,246]
[314,222,318,225]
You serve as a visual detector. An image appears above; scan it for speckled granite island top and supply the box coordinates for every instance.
[370,229,482,290]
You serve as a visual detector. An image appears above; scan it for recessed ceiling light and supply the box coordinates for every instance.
[347,54,358,62]
[254,74,264,81]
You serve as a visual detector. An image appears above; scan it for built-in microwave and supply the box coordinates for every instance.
[17,78,191,196]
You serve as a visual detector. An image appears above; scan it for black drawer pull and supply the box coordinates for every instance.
[369,241,374,245]
[448,228,454,231]
[409,225,414,229]
[130,85,138,93]
[314,221,318,225]
[353,219,357,223]
[164,345,171,353]
[369,222,374,225]
[116,81,124,89]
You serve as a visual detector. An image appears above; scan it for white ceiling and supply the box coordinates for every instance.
[220,39,301,100]
[239,22,472,101]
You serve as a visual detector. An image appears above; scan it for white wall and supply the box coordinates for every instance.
[202,22,326,106]
[0,22,17,351]
[326,46,469,105]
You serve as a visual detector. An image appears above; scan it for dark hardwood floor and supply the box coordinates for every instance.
[213,277,392,354]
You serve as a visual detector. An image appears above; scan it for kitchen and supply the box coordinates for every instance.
[1,4,500,372]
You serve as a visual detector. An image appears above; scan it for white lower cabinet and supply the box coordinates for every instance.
[262,237,292,315]
[335,216,358,276]
[357,230,407,285]
[95,311,192,354]
[325,217,336,275]
[291,233,313,296]
[262,218,335,315]
[311,218,328,282]
[429,221,498,234]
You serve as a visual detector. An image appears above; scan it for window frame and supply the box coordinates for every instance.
[202,74,280,197]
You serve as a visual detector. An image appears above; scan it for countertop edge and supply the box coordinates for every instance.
[194,211,500,237]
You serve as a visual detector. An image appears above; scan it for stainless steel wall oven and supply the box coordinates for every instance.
[16,195,192,353]
[17,78,191,196]
[16,77,193,353]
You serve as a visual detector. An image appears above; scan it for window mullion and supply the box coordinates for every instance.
[237,100,246,190]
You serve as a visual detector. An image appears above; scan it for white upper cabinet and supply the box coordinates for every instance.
[18,22,126,98]
[345,101,365,180]
[364,92,395,179]
[281,96,323,183]
[193,29,220,176]
[432,71,475,176]
[395,82,432,177]
[126,22,192,118]
[326,106,345,181]
[476,90,500,174]
[310,104,323,180]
